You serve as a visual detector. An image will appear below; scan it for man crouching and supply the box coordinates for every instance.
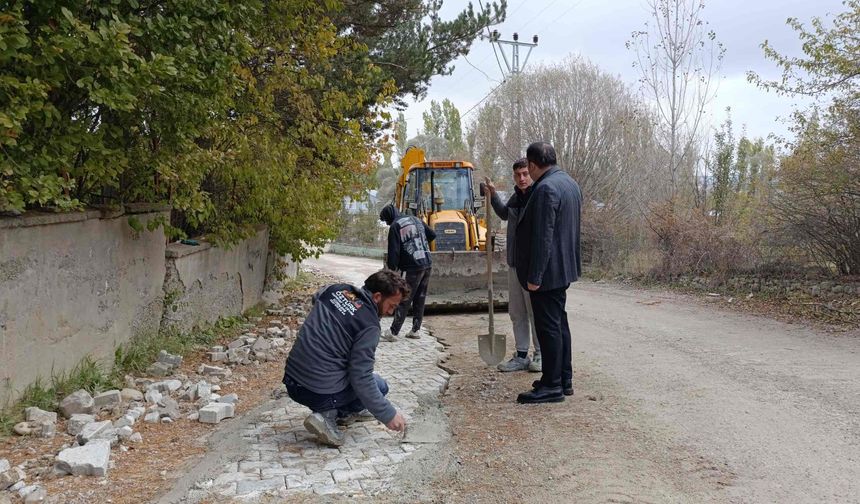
[282,269,409,446]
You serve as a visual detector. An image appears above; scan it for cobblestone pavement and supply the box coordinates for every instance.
[185,322,449,501]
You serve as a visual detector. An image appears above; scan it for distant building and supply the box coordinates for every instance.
[343,189,380,215]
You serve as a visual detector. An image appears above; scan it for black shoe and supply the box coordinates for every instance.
[517,386,564,404]
[532,379,574,396]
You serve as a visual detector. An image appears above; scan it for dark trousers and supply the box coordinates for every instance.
[283,373,388,417]
[529,286,572,388]
[390,267,432,335]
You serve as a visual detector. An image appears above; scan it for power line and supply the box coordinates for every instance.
[461,81,507,120]
[518,0,562,33]
[464,54,502,84]
[479,0,509,80]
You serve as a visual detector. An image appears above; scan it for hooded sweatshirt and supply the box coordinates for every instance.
[379,204,436,272]
[284,283,396,424]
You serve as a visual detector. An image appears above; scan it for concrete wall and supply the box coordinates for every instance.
[160,228,269,334]
[0,206,168,406]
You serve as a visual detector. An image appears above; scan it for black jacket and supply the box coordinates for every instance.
[515,166,582,291]
[490,186,531,267]
[381,205,436,272]
[284,284,395,423]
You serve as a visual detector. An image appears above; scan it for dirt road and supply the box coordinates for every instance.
[307,254,860,503]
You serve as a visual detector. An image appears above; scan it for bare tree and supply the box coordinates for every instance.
[627,0,724,201]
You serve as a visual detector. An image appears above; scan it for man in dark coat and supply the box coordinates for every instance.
[514,141,582,404]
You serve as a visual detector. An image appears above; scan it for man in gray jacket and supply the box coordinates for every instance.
[283,270,409,446]
[483,158,540,373]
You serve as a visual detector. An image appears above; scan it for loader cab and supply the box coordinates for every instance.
[401,165,477,215]
[396,160,486,252]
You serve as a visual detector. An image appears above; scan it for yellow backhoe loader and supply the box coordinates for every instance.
[392,146,509,313]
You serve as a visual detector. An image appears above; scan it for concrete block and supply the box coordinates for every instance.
[146,361,173,377]
[127,406,145,420]
[144,412,160,423]
[1,466,25,490]
[120,388,144,403]
[24,407,57,424]
[76,420,116,445]
[113,414,135,429]
[159,397,180,419]
[227,347,250,363]
[198,403,235,424]
[59,389,94,418]
[149,380,182,394]
[157,350,182,368]
[180,384,199,402]
[144,389,163,405]
[93,390,122,410]
[66,414,95,436]
[37,421,55,439]
[55,439,111,476]
[199,365,230,377]
[116,426,134,440]
[23,485,46,503]
[209,352,228,363]
[217,393,239,404]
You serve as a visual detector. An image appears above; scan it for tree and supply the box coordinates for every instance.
[0,1,499,262]
[710,109,735,225]
[627,0,725,200]
[772,116,860,274]
[329,0,507,107]
[394,112,409,157]
[749,0,860,274]
[420,99,467,157]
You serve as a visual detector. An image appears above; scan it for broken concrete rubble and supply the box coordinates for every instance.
[217,393,238,405]
[66,414,95,436]
[157,349,183,368]
[93,390,122,410]
[199,365,230,378]
[59,389,94,418]
[1,465,24,490]
[55,439,111,477]
[144,389,163,405]
[159,398,181,420]
[76,420,117,446]
[24,407,57,424]
[120,388,144,402]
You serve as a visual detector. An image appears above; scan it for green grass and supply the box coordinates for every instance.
[1,314,248,437]
[0,358,116,436]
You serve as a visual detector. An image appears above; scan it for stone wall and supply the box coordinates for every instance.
[677,275,860,297]
[0,212,289,406]
[159,228,269,334]
[0,206,169,407]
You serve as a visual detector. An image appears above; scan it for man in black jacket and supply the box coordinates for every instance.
[484,158,541,373]
[515,142,582,404]
[283,269,410,446]
[379,203,436,340]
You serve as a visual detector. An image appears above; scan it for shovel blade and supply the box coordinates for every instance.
[478,333,507,365]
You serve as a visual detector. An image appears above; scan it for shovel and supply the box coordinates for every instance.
[478,194,506,365]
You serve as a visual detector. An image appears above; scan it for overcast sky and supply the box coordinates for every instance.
[401,0,846,146]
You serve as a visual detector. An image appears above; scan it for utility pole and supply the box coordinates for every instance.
[486,30,538,152]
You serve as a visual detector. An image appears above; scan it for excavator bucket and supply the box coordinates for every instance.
[423,250,509,313]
